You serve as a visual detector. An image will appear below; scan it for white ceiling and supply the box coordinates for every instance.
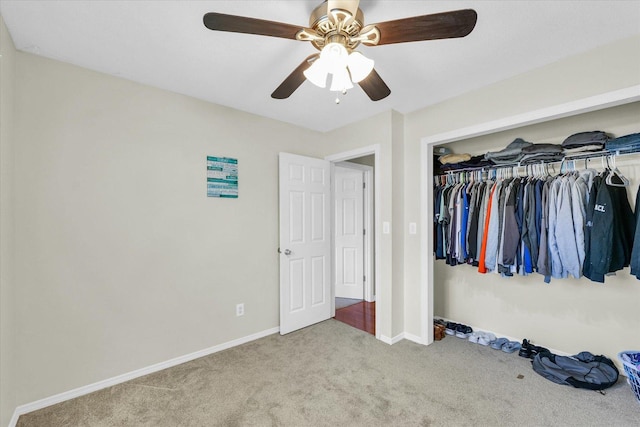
[1,1,639,132]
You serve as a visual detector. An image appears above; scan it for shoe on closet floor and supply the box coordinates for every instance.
[468,332,482,344]
[478,332,496,346]
[455,325,473,339]
[490,337,509,350]
[501,341,522,353]
[518,338,549,359]
[433,320,447,341]
[445,322,457,335]
[518,339,533,358]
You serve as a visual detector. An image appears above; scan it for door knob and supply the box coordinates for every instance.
[278,248,292,255]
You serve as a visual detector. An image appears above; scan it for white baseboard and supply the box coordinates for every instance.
[8,326,280,427]
[380,332,425,345]
[8,412,19,427]
[403,332,425,345]
[380,333,405,345]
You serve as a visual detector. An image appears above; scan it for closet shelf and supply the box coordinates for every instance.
[437,147,640,177]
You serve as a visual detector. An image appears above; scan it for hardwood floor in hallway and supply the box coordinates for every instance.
[334,301,375,335]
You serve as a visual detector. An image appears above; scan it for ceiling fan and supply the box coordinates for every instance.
[203,0,477,102]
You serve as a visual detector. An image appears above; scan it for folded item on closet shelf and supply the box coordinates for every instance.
[561,131,610,149]
[433,146,453,156]
[519,152,565,164]
[485,138,533,165]
[605,132,640,153]
[439,153,472,164]
[521,143,564,154]
[440,155,493,171]
[562,144,605,155]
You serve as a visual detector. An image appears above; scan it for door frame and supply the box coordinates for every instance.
[325,145,381,340]
[334,161,375,303]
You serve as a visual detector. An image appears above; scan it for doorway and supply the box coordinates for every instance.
[332,156,375,335]
[279,145,381,340]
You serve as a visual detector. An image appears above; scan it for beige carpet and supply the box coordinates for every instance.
[17,319,640,426]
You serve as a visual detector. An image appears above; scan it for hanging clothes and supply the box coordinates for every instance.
[629,184,640,280]
[433,160,636,284]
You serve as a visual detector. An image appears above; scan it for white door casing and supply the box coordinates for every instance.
[334,166,364,300]
[279,153,332,335]
[326,145,380,340]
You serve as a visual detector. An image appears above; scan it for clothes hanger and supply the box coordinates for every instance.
[605,155,630,187]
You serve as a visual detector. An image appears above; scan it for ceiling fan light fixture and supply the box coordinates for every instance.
[205,5,479,102]
[320,42,348,74]
[347,51,374,83]
[303,58,329,88]
[329,66,353,92]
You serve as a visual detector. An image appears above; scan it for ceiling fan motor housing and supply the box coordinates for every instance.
[308,2,365,51]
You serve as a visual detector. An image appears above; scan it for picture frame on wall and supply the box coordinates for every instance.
[207,156,238,198]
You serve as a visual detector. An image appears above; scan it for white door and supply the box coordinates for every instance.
[279,153,332,335]
[334,166,364,300]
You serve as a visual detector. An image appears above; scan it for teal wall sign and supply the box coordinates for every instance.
[207,156,238,198]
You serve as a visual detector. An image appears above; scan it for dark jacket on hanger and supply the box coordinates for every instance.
[501,180,521,267]
[584,173,634,283]
[608,178,635,272]
[630,184,640,279]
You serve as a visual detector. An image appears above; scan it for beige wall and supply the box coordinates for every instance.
[403,35,640,358]
[11,52,326,405]
[0,15,16,427]
[346,154,374,167]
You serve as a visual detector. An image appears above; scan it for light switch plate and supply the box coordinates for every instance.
[409,222,417,235]
[383,222,390,234]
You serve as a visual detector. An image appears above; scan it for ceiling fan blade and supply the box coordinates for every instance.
[271,54,319,99]
[358,69,391,101]
[203,12,301,40]
[371,9,477,45]
[328,0,360,17]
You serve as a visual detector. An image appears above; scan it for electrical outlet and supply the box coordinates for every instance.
[236,303,244,317]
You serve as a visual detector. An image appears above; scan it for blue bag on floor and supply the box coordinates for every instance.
[531,351,619,391]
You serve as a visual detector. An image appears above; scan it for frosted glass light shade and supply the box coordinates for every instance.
[347,51,375,83]
[320,42,349,74]
[305,44,374,92]
[304,58,329,88]
[330,67,354,92]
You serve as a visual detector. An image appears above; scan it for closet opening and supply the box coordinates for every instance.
[419,88,640,348]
